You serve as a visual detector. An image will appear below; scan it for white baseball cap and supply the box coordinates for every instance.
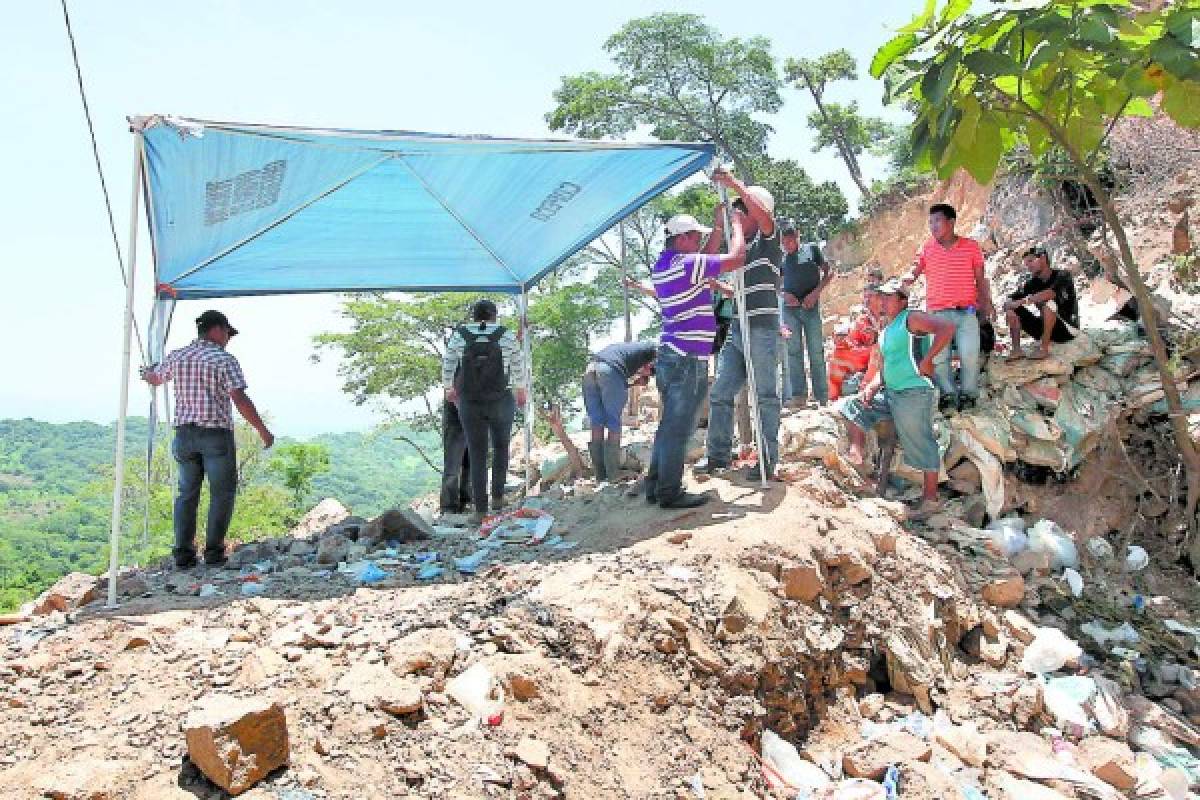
[733,186,776,215]
[664,214,712,237]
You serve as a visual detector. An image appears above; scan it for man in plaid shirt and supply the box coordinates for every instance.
[142,310,274,568]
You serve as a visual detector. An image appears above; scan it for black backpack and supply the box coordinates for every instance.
[454,325,508,401]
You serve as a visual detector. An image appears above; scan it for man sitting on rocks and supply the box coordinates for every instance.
[1003,245,1079,360]
[839,280,954,520]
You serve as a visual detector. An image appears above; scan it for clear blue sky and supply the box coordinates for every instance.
[0,0,917,436]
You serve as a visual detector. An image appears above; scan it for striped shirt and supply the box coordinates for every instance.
[441,322,527,390]
[735,229,783,324]
[916,236,984,311]
[154,339,247,430]
[653,249,722,357]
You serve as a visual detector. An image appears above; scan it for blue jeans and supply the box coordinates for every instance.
[783,305,828,404]
[840,387,940,472]
[707,319,782,470]
[647,346,709,502]
[582,362,628,430]
[932,309,980,399]
[172,424,238,565]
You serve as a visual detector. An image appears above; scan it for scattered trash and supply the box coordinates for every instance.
[1027,519,1079,569]
[828,779,886,799]
[881,765,899,799]
[453,549,490,575]
[665,566,696,582]
[760,729,831,795]
[198,584,221,597]
[1022,627,1083,673]
[1044,675,1098,735]
[240,582,265,597]
[1063,568,1084,597]
[986,517,1029,557]
[900,711,932,740]
[1081,620,1140,648]
[958,785,986,800]
[446,662,503,721]
[355,561,387,584]
[1125,545,1150,571]
[686,772,706,798]
[551,541,579,551]
[1086,537,1114,561]
[416,563,444,581]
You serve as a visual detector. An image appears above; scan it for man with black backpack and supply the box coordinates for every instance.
[442,299,528,524]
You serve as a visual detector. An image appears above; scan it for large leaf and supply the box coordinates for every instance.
[1124,96,1154,117]
[940,0,974,25]
[1165,9,1199,47]
[1079,15,1115,45]
[900,0,939,33]
[964,50,1021,76]
[1150,36,1200,80]
[962,113,1005,184]
[870,32,921,78]
[920,49,962,106]
[1025,38,1065,71]
[1162,75,1200,128]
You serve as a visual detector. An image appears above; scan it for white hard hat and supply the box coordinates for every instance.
[664,214,713,237]
[738,186,775,215]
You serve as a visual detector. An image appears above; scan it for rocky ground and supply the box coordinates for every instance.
[2,418,1198,799]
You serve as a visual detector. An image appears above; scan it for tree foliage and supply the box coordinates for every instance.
[270,442,331,511]
[546,13,782,179]
[786,49,896,197]
[873,0,1200,519]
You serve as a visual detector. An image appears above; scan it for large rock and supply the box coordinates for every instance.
[780,559,824,603]
[335,662,424,716]
[1075,737,1137,791]
[315,533,351,565]
[842,731,930,780]
[32,573,98,615]
[359,508,434,546]
[184,695,289,796]
[388,627,461,680]
[289,497,349,538]
[981,575,1025,608]
[934,717,987,767]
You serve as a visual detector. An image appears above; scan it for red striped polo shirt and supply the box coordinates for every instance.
[917,236,984,311]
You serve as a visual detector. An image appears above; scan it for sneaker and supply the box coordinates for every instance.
[174,557,198,570]
[695,457,731,474]
[204,557,229,570]
[937,394,958,414]
[658,491,711,509]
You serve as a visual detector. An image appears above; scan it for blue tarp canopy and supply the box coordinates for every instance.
[137,116,715,298]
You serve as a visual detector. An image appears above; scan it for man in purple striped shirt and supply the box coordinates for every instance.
[645,198,747,509]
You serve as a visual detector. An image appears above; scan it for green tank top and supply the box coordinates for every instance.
[880,309,934,391]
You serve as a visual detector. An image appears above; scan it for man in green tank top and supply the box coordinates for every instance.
[839,280,955,520]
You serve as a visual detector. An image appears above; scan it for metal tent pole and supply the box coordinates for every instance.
[620,219,631,342]
[718,185,769,489]
[107,133,145,607]
[518,289,534,490]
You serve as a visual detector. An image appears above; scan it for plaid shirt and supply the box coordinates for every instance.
[153,339,247,429]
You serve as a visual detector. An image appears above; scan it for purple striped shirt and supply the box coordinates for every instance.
[653,249,721,357]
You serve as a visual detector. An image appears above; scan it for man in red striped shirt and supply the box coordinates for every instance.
[903,203,995,412]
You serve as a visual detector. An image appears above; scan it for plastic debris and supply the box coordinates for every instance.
[900,711,932,740]
[1044,676,1098,736]
[198,584,221,597]
[1086,537,1114,560]
[686,772,706,798]
[1124,545,1149,571]
[1080,620,1140,648]
[959,785,986,800]
[446,661,503,720]
[416,563,444,581]
[828,779,886,799]
[1021,627,1083,674]
[986,517,1029,557]
[760,729,831,795]
[1027,519,1079,569]
[240,582,265,597]
[1063,568,1084,597]
[881,765,899,799]
[355,561,387,584]
[453,549,490,575]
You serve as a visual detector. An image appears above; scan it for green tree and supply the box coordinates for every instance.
[872,0,1200,518]
[753,158,849,239]
[546,12,782,180]
[786,49,895,197]
[270,442,331,511]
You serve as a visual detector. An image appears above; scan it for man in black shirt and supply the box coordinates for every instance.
[780,224,832,407]
[1003,246,1078,360]
[583,341,656,481]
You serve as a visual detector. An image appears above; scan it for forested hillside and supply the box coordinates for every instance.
[0,418,439,610]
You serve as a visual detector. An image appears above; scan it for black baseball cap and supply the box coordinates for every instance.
[196,310,238,336]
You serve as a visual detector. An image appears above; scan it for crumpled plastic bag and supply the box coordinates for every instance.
[953,427,1005,518]
[1027,519,1079,569]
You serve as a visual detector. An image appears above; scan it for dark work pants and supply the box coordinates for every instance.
[458,392,516,514]
[172,424,237,565]
[440,401,472,512]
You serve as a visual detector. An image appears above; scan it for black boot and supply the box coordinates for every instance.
[588,441,608,482]
[659,491,711,509]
